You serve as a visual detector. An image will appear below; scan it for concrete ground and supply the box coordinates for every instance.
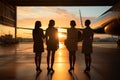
[0,42,120,80]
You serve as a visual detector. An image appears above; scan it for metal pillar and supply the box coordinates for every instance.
[15,6,17,40]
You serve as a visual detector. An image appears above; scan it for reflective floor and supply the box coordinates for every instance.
[0,42,120,80]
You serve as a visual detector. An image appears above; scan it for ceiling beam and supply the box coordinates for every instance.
[5,0,119,6]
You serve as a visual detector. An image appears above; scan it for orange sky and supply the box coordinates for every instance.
[17,7,97,38]
[1,6,112,38]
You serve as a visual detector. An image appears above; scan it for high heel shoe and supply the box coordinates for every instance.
[47,67,50,72]
[36,67,42,72]
[68,68,73,72]
[50,68,55,73]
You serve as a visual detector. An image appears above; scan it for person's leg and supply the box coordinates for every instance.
[38,53,42,71]
[84,53,90,72]
[85,53,89,67]
[72,51,76,70]
[47,50,50,71]
[35,53,38,70]
[35,53,40,71]
[88,53,91,70]
[68,51,72,72]
[51,50,55,72]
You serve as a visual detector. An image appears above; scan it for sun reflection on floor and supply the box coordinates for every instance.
[59,42,64,49]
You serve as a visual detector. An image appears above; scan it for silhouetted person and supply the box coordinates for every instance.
[32,21,45,72]
[82,19,94,72]
[65,20,78,72]
[45,19,59,73]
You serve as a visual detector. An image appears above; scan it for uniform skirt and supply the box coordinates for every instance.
[33,42,44,52]
[82,41,93,53]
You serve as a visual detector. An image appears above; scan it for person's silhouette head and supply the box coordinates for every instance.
[35,21,41,29]
[85,19,91,27]
[70,20,76,28]
[48,19,55,28]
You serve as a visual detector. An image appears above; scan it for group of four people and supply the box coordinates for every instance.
[32,19,94,73]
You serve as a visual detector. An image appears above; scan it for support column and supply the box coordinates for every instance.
[15,6,17,40]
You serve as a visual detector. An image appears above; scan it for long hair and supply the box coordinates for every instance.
[48,19,55,28]
[35,21,41,29]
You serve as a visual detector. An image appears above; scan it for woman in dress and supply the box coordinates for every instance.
[66,20,78,72]
[82,19,94,72]
[45,19,59,73]
[32,21,45,72]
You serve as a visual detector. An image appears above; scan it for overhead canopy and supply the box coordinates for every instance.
[3,0,120,6]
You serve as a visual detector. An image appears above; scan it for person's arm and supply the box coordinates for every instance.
[67,28,70,40]
[42,29,45,39]
[56,29,59,48]
[91,31,94,41]
[45,30,48,45]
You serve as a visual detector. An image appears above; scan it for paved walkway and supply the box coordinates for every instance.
[0,42,120,80]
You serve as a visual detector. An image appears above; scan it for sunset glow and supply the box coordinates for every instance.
[16,6,111,38]
[58,33,66,39]
[0,6,112,38]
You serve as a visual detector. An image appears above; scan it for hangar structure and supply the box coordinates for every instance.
[0,0,119,39]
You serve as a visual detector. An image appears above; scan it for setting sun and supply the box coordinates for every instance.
[58,33,65,39]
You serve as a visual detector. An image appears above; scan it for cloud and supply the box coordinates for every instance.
[17,7,78,19]
[17,7,95,29]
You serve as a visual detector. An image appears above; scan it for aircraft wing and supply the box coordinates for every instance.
[17,27,68,35]
[17,27,33,30]
[17,1,120,36]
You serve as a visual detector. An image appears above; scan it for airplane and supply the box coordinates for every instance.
[58,1,120,37]
[88,1,120,47]
[17,1,120,43]
[57,2,120,37]
[92,5,120,36]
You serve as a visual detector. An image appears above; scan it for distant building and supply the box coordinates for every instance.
[0,34,18,45]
